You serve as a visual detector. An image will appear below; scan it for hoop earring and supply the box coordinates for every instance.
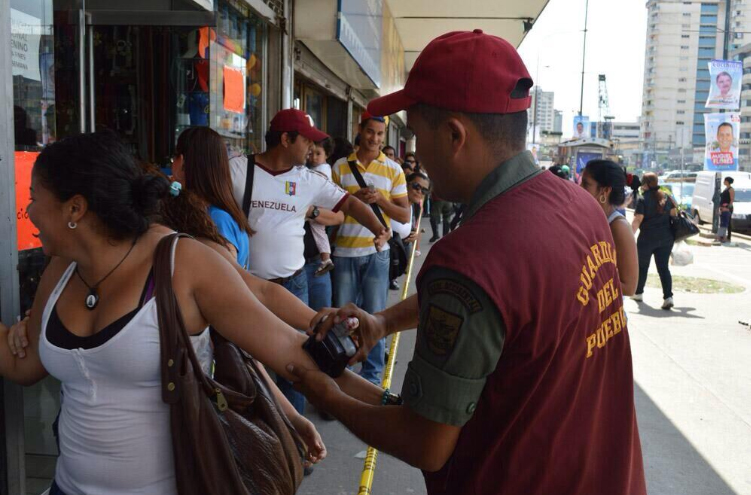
[599,196,607,204]
[68,221,77,230]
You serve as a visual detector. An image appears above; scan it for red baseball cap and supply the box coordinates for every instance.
[270,109,329,142]
[368,29,533,116]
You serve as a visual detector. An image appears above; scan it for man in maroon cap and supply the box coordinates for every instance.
[289,31,646,494]
[228,108,388,417]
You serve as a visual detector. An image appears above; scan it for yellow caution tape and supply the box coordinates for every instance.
[357,202,424,495]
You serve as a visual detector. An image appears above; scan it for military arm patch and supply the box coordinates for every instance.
[425,304,464,356]
[427,278,483,314]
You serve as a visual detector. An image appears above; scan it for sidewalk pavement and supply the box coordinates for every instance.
[301,218,751,495]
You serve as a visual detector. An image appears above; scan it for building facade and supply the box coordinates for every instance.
[529,88,555,133]
[732,41,751,170]
[0,1,407,493]
[641,0,728,166]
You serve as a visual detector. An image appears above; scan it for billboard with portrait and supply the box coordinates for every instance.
[572,115,590,140]
[704,113,740,171]
[705,60,742,110]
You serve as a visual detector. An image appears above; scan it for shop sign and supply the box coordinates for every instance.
[10,8,42,82]
[337,0,382,87]
[14,152,42,251]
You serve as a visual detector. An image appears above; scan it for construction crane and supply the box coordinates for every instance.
[598,74,615,139]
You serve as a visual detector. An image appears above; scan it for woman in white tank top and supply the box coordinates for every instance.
[0,132,384,494]
[580,160,639,296]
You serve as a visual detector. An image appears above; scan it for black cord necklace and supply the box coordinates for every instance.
[75,237,138,310]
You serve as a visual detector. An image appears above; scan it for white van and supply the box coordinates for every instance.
[729,181,751,230]
[691,171,751,224]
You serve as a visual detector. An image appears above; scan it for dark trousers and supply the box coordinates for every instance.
[430,200,454,238]
[50,481,66,495]
[636,237,674,299]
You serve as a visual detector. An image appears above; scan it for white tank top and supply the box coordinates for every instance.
[39,250,211,494]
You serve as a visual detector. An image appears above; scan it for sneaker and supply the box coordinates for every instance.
[429,236,439,243]
[389,279,400,291]
[314,259,334,277]
[631,293,643,302]
[661,297,674,310]
[415,250,422,257]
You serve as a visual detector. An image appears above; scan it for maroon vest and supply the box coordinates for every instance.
[418,172,646,495]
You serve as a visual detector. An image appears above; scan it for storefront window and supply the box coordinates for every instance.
[211,0,267,154]
[304,87,325,132]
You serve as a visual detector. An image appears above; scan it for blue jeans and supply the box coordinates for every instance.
[304,256,333,311]
[332,250,390,384]
[276,269,308,415]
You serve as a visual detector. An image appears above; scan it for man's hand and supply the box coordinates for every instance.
[287,363,342,413]
[289,415,327,466]
[308,304,388,365]
[373,228,391,251]
[8,312,30,358]
[353,188,379,205]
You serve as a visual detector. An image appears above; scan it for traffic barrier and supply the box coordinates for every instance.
[357,203,425,495]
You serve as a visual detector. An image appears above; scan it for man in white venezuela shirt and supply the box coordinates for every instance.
[230,109,388,414]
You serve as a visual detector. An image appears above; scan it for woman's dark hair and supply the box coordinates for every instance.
[583,160,627,206]
[176,127,252,234]
[329,137,354,165]
[33,130,169,240]
[725,176,734,185]
[407,171,429,184]
[642,172,668,214]
[139,162,230,249]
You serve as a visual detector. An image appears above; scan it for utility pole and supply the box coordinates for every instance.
[532,86,539,145]
[579,0,590,116]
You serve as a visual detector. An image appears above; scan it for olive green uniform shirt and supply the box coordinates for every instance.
[401,151,542,426]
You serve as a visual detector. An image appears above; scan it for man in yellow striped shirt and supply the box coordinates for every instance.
[331,113,411,384]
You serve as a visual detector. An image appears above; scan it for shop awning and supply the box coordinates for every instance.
[388,0,552,70]
[294,0,550,94]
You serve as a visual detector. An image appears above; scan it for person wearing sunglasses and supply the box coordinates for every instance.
[389,172,431,290]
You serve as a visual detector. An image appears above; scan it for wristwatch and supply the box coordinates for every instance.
[309,206,320,220]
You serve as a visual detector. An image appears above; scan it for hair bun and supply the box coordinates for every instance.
[132,173,170,216]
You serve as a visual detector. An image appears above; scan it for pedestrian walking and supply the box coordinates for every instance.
[429,193,453,242]
[331,112,411,384]
[716,176,735,244]
[0,132,390,494]
[581,160,638,295]
[631,172,678,309]
[228,108,388,413]
[172,127,252,269]
[290,30,646,495]
[389,172,431,290]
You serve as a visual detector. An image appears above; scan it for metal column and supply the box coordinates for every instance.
[0,1,25,493]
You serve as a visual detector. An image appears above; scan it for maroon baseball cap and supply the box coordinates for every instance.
[270,109,329,142]
[368,29,533,116]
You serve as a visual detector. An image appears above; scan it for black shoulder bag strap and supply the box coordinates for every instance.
[347,160,387,229]
[242,154,256,218]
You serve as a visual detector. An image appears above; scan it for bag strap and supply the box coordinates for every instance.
[242,154,256,218]
[347,160,387,229]
[154,234,215,404]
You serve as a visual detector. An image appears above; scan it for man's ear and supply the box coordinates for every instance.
[445,117,468,158]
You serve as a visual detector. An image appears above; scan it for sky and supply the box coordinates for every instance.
[518,0,647,137]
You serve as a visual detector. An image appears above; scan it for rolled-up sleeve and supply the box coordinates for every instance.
[401,267,505,427]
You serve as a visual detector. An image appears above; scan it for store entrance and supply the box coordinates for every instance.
[88,24,210,167]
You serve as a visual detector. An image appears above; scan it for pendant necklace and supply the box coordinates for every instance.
[75,237,138,310]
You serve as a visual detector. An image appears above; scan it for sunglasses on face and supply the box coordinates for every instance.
[410,183,430,195]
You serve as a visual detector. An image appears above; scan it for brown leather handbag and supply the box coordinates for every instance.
[153,234,305,495]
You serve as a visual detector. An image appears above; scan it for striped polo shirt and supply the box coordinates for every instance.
[332,152,408,257]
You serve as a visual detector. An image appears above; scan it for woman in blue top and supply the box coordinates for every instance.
[172,128,252,269]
